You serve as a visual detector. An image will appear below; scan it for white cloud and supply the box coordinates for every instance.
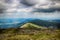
[33,0,60,9]
[0,0,60,20]
[17,8,33,13]
[51,3,60,8]
[6,8,17,13]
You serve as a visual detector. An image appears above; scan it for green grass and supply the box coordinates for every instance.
[0,28,60,40]
[20,23,47,29]
[0,23,60,40]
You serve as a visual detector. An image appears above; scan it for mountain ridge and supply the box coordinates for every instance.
[20,23,47,29]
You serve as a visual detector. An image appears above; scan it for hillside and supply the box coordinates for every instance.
[0,28,60,40]
[20,23,47,29]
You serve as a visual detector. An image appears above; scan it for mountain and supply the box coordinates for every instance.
[50,20,60,23]
[20,23,47,29]
[0,18,60,29]
[28,19,58,28]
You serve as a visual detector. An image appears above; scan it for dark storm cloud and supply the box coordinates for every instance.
[33,8,60,13]
[20,0,37,6]
[0,0,60,13]
[19,0,60,13]
[0,9,4,13]
[4,0,12,3]
[0,3,5,14]
[20,1,33,6]
[32,0,60,13]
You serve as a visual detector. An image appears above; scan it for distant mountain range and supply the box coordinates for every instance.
[0,18,60,29]
[18,19,60,29]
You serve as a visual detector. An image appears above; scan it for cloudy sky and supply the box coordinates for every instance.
[0,0,60,20]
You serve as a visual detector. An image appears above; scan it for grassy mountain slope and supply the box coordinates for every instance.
[20,23,47,29]
[0,28,60,40]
